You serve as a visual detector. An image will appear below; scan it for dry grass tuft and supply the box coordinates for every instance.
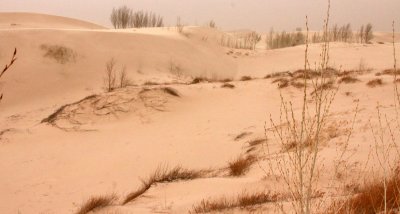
[377,68,400,76]
[338,76,360,84]
[291,81,305,88]
[228,155,255,176]
[41,44,76,64]
[190,191,278,213]
[240,76,252,81]
[143,81,160,86]
[123,166,205,205]
[75,194,117,214]
[367,78,383,87]
[272,78,289,88]
[326,173,400,214]
[311,80,334,95]
[191,77,208,84]
[264,71,292,79]
[162,87,180,97]
[221,83,235,89]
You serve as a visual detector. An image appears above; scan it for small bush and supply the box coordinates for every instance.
[326,172,400,214]
[264,71,291,79]
[228,155,255,176]
[75,194,117,214]
[240,76,252,81]
[221,83,235,89]
[191,77,207,84]
[123,166,204,205]
[338,76,360,84]
[41,44,76,64]
[272,78,289,88]
[367,78,383,87]
[191,191,278,213]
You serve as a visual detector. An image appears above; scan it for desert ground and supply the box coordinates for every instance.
[1,12,400,214]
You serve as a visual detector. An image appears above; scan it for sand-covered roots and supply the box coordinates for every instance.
[42,87,180,130]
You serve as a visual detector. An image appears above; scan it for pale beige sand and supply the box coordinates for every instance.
[0,13,400,214]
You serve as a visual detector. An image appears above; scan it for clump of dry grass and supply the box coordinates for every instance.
[123,166,205,205]
[326,172,400,214]
[291,80,305,88]
[190,191,278,213]
[143,81,160,86]
[376,68,400,76]
[234,132,252,141]
[221,83,235,89]
[338,76,360,84]
[75,194,117,214]
[367,78,383,87]
[191,77,208,84]
[228,155,255,176]
[310,80,334,95]
[240,76,252,81]
[41,44,76,64]
[264,71,291,79]
[162,87,180,97]
[272,78,289,88]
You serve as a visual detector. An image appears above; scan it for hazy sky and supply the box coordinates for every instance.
[1,0,399,32]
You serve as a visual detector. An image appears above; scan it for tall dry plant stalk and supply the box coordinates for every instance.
[0,48,17,102]
[263,1,340,213]
[104,58,117,92]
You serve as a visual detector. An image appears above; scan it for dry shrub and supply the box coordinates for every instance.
[221,78,232,83]
[264,71,291,79]
[221,83,235,89]
[0,48,17,102]
[191,77,207,84]
[143,81,159,86]
[367,78,383,87]
[338,76,360,84]
[272,78,289,88]
[123,166,205,205]
[190,191,278,213]
[310,80,334,95]
[326,173,400,214]
[291,81,305,88]
[240,76,252,81]
[75,194,117,214]
[41,44,76,64]
[379,68,400,76]
[234,132,252,141]
[162,87,180,97]
[228,155,255,176]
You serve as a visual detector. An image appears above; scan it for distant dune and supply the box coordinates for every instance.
[0,12,106,29]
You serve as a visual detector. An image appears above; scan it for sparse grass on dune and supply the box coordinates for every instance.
[264,71,292,79]
[221,83,235,89]
[326,172,400,214]
[367,78,383,87]
[75,194,117,214]
[272,78,289,89]
[375,68,400,76]
[240,76,252,81]
[228,155,255,176]
[190,191,278,213]
[122,166,206,205]
[338,76,360,84]
[41,44,76,64]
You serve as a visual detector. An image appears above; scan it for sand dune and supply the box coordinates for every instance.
[0,12,105,29]
[1,13,400,214]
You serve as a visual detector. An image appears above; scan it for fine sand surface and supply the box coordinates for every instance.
[0,13,400,214]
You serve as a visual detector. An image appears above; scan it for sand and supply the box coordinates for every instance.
[0,12,400,214]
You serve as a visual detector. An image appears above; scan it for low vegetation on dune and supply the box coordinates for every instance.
[367,78,383,87]
[228,155,255,176]
[327,171,400,214]
[123,166,207,205]
[75,194,117,214]
[190,191,278,213]
[40,44,76,64]
[338,76,360,84]
[221,83,235,89]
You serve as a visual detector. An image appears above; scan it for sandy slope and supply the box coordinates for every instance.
[1,13,400,214]
[0,12,105,29]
